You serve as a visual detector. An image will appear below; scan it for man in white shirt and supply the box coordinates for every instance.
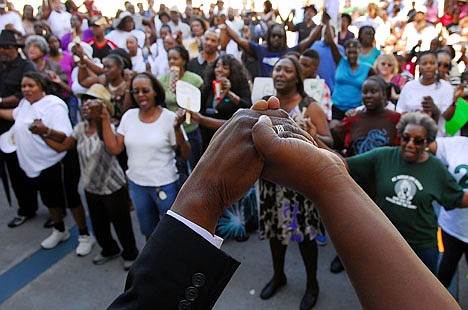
[168,6,191,39]
[401,6,437,51]
[0,0,25,36]
[41,0,71,39]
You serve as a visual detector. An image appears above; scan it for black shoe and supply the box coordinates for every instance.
[8,215,34,228]
[300,285,319,310]
[260,276,287,300]
[330,256,344,273]
[235,234,249,242]
[43,217,54,228]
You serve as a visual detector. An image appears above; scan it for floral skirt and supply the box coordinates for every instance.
[259,179,322,245]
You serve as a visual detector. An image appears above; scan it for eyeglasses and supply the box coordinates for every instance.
[130,88,151,95]
[380,62,393,67]
[438,62,450,68]
[401,135,426,146]
[0,45,15,49]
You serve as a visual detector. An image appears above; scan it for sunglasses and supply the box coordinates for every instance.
[380,62,393,67]
[438,62,450,68]
[130,88,151,95]
[401,135,426,146]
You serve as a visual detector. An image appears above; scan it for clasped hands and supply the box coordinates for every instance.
[172,96,345,233]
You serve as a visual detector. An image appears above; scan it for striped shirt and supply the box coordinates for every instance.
[72,122,126,195]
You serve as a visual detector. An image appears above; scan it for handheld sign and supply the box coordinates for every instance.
[176,80,201,124]
[251,77,275,103]
[445,97,468,136]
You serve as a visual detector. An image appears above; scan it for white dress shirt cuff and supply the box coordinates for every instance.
[167,210,224,249]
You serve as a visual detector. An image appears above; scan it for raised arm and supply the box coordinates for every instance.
[323,15,342,66]
[297,20,323,53]
[109,96,459,309]
[219,17,251,56]
[100,106,125,155]
[174,109,191,160]
[41,0,52,20]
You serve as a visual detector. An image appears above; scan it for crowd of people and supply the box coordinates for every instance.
[0,0,467,308]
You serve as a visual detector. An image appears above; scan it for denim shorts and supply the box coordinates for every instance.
[127,179,178,237]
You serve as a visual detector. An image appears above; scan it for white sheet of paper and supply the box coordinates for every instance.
[176,80,201,112]
[251,77,275,103]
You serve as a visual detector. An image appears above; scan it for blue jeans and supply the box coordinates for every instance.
[66,95,81,126]
[128,179,178,237]
[187,128,202,169]
[413,246,439,274]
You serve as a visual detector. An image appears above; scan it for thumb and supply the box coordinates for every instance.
[252,115,280,160]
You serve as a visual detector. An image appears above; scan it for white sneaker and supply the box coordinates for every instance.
[76,235,95,256]
[41,229,70,249]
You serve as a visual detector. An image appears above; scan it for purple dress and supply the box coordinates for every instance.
[61,28,93,51]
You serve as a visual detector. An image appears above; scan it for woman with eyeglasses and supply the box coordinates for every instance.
[344,112,468,274]
[101,72,191,240]
[28,84,139,269]
[374,54,407,104]
[397,51,454,136]
[436,49,461,86]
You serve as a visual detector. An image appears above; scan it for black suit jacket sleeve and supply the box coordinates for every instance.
[108,215,240,310]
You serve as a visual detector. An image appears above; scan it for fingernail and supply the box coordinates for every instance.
[258,114,272,125]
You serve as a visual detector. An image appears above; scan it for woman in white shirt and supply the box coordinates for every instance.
[102,72,191,239]
[397,51,454,136]
[0,72,93,253]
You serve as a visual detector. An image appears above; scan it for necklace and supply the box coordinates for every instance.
[108,81,126,93]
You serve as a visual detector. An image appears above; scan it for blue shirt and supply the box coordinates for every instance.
[332,57,371,112]
[358,46,381,66]
[310,41,345,93]
[248,41,297,77]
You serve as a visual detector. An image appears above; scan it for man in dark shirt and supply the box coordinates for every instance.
[0,30,38,227]
[287,5,317,43]
[187,29,219,78]
[85,16,118,61]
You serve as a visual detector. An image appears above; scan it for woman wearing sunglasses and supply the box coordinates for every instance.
[374,53,407,104]
[436,49,461,86]
[101,72,191,240]
[344,112,468,274]
[397,51,454,136]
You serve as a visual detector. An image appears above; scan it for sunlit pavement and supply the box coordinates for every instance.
[0,184,466,309]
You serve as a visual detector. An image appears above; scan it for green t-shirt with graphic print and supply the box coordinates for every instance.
[346,147,464,249]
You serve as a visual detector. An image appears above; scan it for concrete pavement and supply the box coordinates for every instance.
[0,185,466,309]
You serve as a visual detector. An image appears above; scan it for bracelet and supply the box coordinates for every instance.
[78,63,87,68]
[43,127,52,137]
